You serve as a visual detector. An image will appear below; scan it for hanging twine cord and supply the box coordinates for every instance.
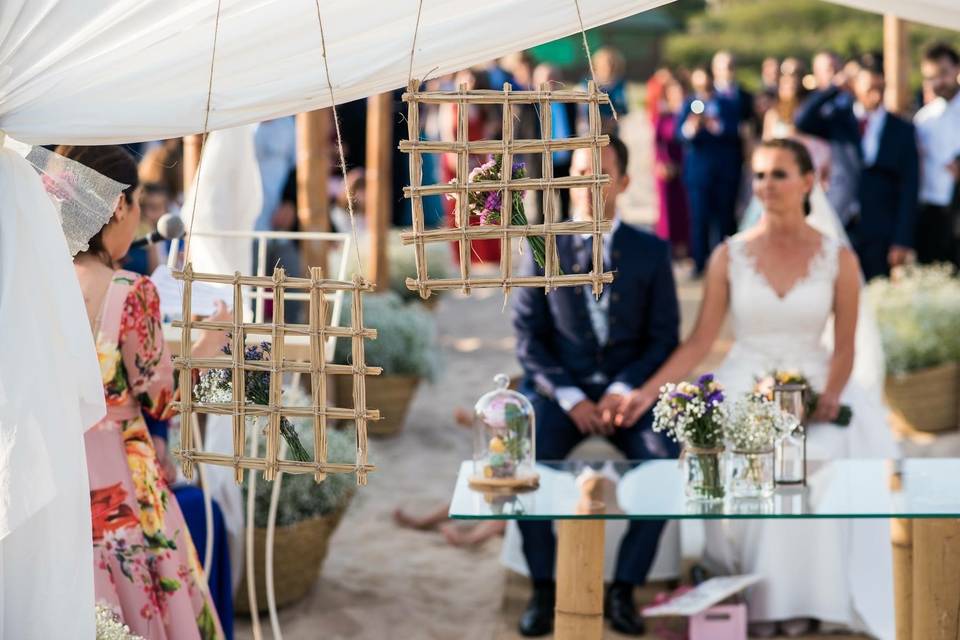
[572,0,618,123]
[407,0,425,88]
[182,0,224,265]
[312,0,365,277]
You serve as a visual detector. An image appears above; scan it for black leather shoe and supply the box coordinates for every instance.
[518,582,555,637]
[605,582,646,636]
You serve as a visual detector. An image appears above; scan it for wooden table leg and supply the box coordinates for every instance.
[912,519,960,639]
[555,520,605,640]
[891,519,912,640]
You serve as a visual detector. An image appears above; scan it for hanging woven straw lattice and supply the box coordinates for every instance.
[400,79,616,297]
[171,264,380,486]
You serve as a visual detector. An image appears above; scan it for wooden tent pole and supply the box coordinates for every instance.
[296,109,332,272]
[891,519,913,640]
[554,520,604,640]
[366,91,393,290]
[883,14,910,115]
[912,519,960,638]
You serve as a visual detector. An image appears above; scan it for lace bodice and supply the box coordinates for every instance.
[717,232,840,396]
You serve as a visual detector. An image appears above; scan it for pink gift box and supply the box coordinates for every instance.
[689,603,747,640]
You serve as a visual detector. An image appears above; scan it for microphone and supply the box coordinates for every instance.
[130,213,185,249]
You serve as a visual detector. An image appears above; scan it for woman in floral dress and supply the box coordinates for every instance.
[64,145,228,639]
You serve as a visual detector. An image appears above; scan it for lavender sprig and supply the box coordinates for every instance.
[460,156,556,273]
[194,340,311,463]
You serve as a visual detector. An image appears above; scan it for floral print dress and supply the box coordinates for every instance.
[85,270,223,640]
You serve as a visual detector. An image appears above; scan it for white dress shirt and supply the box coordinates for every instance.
[914,91,960,206]
[854,103,887,167]
[554,217,632,412]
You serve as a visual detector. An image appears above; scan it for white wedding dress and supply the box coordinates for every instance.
[706,230,898,639]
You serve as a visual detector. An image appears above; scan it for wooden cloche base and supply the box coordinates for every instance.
[468,473,540,493]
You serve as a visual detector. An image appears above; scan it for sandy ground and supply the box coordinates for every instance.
[234,109,960,640]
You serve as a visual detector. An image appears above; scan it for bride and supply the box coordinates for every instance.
[617,138,898,638]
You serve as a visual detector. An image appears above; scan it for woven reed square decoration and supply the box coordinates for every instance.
[399,79,617,298]
[171,264,380,486]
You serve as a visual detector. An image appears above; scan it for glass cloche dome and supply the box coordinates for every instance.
[469,374,539,491]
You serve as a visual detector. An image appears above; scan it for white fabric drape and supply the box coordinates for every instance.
[0,0,673,145]
[181,124,262,276]
[0,144,100,638]
[179,124,263,595]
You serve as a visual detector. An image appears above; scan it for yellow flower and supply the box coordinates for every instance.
[775,369,803,385]
[483,465,494,478]
[140,503,163,538]
[489,437,506,454]
[677,381,698,395]
[97,338,121,384]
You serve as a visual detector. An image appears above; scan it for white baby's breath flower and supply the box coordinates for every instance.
[95,604,144,640]
[723,394,797,452]
[652,379,725,448]
[866,264,960,375]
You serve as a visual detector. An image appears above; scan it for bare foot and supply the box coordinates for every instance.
[453,407,472,427]
[440,521,505,547]
[393,503,450,531]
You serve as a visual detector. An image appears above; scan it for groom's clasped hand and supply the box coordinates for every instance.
[568,389,659,435]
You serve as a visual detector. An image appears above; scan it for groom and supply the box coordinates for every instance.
[511,137,680,637]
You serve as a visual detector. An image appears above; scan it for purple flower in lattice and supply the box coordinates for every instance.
[195,339,310,463]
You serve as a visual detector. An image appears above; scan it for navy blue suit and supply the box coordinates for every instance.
[511,223,680,585]
[795,87,863,224]
[677,95,744,274]
[849,112,919,281]
[795,86,860,146]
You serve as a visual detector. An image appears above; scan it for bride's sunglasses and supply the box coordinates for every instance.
[753,169,791,181]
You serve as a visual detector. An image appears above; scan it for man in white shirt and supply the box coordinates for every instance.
[850,65,919,280]
[511,138,680,637]
[914,42,960,265]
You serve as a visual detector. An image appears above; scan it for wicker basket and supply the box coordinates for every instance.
[884,362,959,433]
[235,505,347,614]
[335,374,420,437]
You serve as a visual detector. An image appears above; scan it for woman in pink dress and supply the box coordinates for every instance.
[654,78,691,257]
[64,144,228,640]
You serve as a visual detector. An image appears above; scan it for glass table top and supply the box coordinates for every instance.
[448,458,960,520]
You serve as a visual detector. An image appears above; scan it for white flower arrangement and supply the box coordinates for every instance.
[334,291,441,381]
[95,604,143,640]
[723,394,797,452]
[652,374,725,448]
[170,386,356,528]
[243,385,356,528]
[866,264,960,375]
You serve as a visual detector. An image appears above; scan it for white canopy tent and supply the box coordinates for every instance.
[1,0,957,637]
[2,0,957,146]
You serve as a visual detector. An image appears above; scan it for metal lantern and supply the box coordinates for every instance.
[773,383,806,485]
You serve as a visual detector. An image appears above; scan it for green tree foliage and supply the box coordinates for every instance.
[664,0,960,91]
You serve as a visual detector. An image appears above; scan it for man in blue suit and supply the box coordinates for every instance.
[677,67,745,276]
[511,137,680,637]
[849,65,919,280]
[795,51,863,226]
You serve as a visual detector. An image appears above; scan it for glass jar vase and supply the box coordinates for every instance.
[728,448,775,499]
[683,447,725,502]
